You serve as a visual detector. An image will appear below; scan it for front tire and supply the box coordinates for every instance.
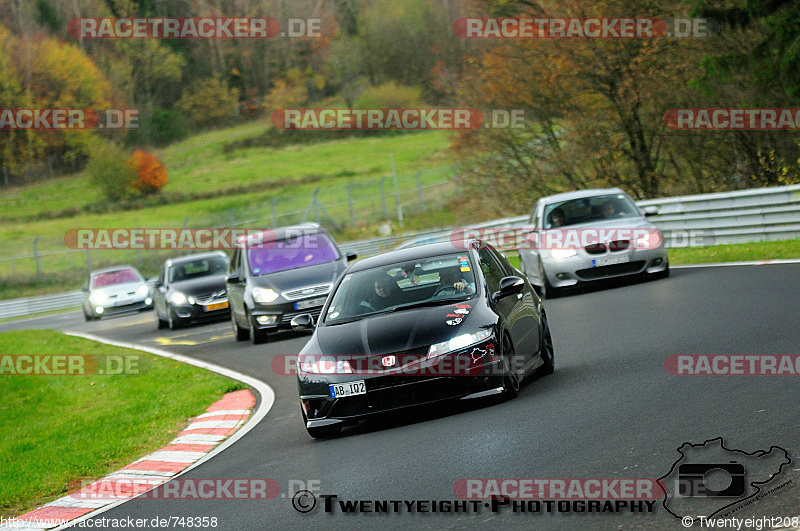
[249,310,268,345]
[534,313,555,377]
[500,334,520,399]
[167,309,182,330]
[232,313,249,341]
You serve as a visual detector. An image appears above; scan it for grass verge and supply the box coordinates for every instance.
[0,330,245,517]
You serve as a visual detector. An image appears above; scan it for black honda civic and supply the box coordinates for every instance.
[291,240,555,438]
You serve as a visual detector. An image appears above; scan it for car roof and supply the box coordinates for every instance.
[166,251,227,267]
[90,265,140,276]
[237,222,325,248]
[349,241,473,272]
[539,188,627,205]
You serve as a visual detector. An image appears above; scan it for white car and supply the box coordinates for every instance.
[519,188,669,298]
[81,266,153,320]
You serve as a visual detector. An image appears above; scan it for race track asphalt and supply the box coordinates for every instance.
[4,264,800,530]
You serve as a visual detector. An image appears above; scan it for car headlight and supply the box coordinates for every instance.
[168,291,187,305]
[550,248,577,260]
[136,284,148,296]
[300,357,352,374]
[89,290,109,306]
[427,329,493,359]
[253,287,279,303]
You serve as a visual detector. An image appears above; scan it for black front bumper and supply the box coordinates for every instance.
[298,355,505,427]
[172,302,230,322]
[251,301,324,332]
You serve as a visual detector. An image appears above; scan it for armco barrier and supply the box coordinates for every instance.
[1,184,799,318]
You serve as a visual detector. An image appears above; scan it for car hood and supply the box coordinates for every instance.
[92,281,145,296]
[170,275,227,296]
[314,301,480,358]
[551,216,656,231]
[250,260,345,292]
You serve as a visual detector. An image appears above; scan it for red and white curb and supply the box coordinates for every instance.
[1,332,274,531]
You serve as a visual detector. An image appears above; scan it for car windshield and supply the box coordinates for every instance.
[543,193,641,228]
[168,256,227,282]
[92,268,142,288]
[248,232,339,275]
[323,252,477,324]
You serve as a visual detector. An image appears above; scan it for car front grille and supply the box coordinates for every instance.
[608,240,630,251]
[584,243,606,255]
[281,283,332,301]
[282,308,322,324]
[194,290,227,305]
[575,260,646,280]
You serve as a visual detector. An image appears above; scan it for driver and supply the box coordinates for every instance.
[435,267,475,297]
[600,201,617,219]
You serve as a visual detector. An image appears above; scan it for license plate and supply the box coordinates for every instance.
[594,254,630,267]
[295,296,327,310]
[204,300,229,311]
[329,380,366,398]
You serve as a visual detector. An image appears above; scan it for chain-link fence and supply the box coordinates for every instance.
[0,169,456,283]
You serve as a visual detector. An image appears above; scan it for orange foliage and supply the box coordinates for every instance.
[129,150,168,195]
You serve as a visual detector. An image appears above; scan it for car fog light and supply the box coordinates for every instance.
[145,297,153,305]
[257,315,278,325]
[95,306,104,314]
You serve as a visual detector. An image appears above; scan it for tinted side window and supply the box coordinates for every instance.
[478,248,505,292]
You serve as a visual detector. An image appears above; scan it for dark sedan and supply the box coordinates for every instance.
[153,252,230,330]
[291,240,555,438]
[226,222,356,345]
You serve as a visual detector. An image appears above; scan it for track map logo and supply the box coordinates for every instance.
[658,437,791,524]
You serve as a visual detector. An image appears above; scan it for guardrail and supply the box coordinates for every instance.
[2,184,799,319]
[0,291,83,320]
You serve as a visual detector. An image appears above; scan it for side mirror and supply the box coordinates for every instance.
[346,252,358,262]
[290,313,315,333]
[493,276,525,301]
[642,206,659,217]
[226,273,240,284]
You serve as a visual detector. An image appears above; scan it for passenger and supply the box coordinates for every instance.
[549,207,566,227]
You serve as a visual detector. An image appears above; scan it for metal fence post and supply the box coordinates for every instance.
[86,249,92,273]
[136,248,143,267]
[416,170,425,210]
[347,183,355,226]
[271,197,278,227]
[33,237,41,280]
[312,188,321,225]
[229,209,235,228]
[380,177,388,219]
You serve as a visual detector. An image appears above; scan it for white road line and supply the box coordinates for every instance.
[170,434,226,444]
[196,409,250,418]
[55,331,275,531]
[181,420,242,430]
[135,451,206,463]
[673,258,800,269]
